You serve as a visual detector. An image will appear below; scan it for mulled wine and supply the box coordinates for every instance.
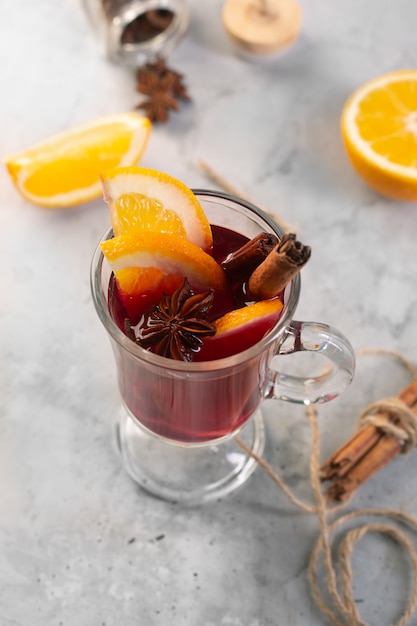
[92,183,355,501]
[108,223,284,442]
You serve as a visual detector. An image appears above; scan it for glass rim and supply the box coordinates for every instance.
[90,189,301,372]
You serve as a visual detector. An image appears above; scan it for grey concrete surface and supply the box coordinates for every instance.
[2,1,417,624]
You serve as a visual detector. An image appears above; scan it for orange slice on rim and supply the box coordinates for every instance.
[100,231,227,293]
[100,167,212,251]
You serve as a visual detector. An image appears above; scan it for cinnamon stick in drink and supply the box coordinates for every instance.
[320,377,417,503]
[248,233,311,299]
[221,232,279,281]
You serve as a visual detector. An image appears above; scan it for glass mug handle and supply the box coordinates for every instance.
[266,321,355,404]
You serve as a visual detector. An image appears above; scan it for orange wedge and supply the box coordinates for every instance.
[341,70,417,201]
[101,231,227,292]
[196,298,283,361]
[101,167,212,251]
[4,113,151,208]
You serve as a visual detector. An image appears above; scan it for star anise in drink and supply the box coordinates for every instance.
[135,278,216,361]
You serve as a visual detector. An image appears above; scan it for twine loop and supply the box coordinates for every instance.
[358,397,417,453]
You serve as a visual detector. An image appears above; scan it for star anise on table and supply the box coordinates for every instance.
[134,278,216,361]
[135,56,191,123]
[136,73,180,123]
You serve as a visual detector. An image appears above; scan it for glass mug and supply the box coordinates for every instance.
[91,191,355,503]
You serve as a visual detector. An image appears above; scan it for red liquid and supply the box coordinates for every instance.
[108,225,283,442]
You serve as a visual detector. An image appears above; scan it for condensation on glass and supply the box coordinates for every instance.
[83,0,190,66]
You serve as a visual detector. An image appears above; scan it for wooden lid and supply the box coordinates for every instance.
[222,0,302,55]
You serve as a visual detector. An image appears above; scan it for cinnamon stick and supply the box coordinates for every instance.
[248,233,311,299]
[221,232,279,281]
[319,425,382,481]
[325,434,403,503]
[320,377,417,503]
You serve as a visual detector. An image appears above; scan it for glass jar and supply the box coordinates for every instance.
[83,0,190,67]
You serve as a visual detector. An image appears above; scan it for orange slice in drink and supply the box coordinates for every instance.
[112,267,184,322]
[115,267,183,297]
[341,70,417,201]
[101,167,213,251]
[196,298,283,361]
[4,113,151,208]
[101,231,227,294]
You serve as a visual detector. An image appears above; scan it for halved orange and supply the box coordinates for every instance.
[196,298,283,360]
[341,70,417,201]
[101,167,212,251]
[101,231,227,292]
[4,113,151,208]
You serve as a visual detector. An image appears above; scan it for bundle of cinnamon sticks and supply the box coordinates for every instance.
[320,377,417,503]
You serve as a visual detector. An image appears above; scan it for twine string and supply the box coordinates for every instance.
[358,397,417,452]
[235,348,417,626]
[195,169,417,622]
